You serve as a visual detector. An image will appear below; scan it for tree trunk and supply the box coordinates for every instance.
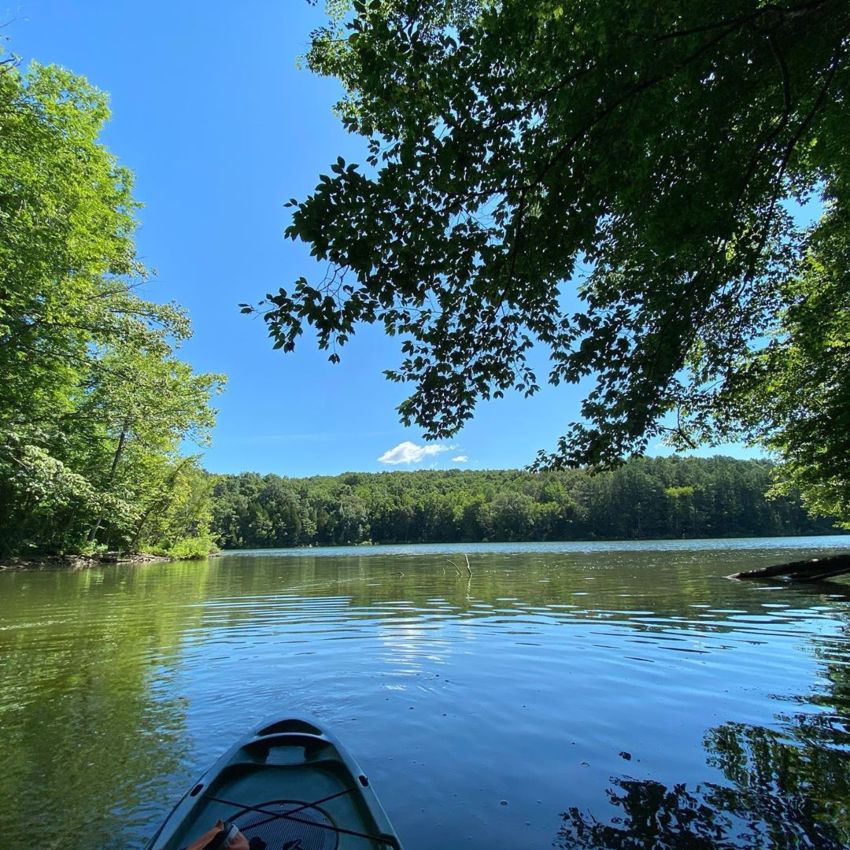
[730,553,850,582]
[88,419,130,543]
[128,457,193,551]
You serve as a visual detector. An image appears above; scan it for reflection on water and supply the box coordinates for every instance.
[1,537,849,849]
[558,719,850,849]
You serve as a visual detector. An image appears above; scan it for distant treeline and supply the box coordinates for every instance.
[210,457,839,549]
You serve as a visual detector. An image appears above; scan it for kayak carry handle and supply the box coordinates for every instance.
[255,718,323,738]
[239,732,336,765]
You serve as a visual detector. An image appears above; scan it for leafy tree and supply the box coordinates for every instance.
[254,0,850,520]
[712,210,850,524]
[324,487,371,543]
[0,60,223,557]
[490,491,536,540]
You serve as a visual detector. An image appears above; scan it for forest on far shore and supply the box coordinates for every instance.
[210,456,841,550]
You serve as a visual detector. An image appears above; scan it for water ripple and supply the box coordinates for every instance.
[2,540,850,849]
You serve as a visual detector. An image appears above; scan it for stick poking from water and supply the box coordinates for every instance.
[447,555,472,576]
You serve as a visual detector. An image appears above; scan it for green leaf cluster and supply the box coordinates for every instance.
[0,62,224,557]
[706,208,850,526]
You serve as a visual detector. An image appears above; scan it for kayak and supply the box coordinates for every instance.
[144,717,403,849]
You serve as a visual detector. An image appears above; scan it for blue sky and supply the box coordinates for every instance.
[8,1,755,476]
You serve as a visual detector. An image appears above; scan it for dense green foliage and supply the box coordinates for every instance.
[717,209,850,525]
[210,456,837,548]
[257,0,850,523]
[0,61,223,558]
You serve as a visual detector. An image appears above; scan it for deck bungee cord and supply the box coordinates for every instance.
[202,790,397,846]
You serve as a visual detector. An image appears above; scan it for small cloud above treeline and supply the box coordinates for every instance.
[378,441,450,465]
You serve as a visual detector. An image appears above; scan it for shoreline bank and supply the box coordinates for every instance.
[0,551,174,571]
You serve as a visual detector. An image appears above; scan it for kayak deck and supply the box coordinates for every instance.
[146,718,402,850]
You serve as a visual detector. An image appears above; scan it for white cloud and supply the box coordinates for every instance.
[451,455,469,463]
[378,441,450,465]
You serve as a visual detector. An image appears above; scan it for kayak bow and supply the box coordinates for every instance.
[145,717,403,849]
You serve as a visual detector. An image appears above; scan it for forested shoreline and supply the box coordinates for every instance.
[210,457,840,550]
[5,23,850,566]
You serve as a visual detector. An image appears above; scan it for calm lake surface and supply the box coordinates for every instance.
[3,537,850,849]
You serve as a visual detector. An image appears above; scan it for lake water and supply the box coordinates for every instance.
[2,536,850,849]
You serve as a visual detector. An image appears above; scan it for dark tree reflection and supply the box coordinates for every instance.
[557,601,850,849]
[556,723,850,849]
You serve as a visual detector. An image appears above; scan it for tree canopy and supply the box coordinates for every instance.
[256,0,850,521]
[0,60,223,558]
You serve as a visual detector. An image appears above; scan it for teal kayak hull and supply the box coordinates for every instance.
[144,717,403,849]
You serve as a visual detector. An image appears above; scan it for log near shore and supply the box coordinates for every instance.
[730,553,850,582]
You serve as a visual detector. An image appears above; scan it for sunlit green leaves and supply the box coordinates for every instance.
[0,62,224,556]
